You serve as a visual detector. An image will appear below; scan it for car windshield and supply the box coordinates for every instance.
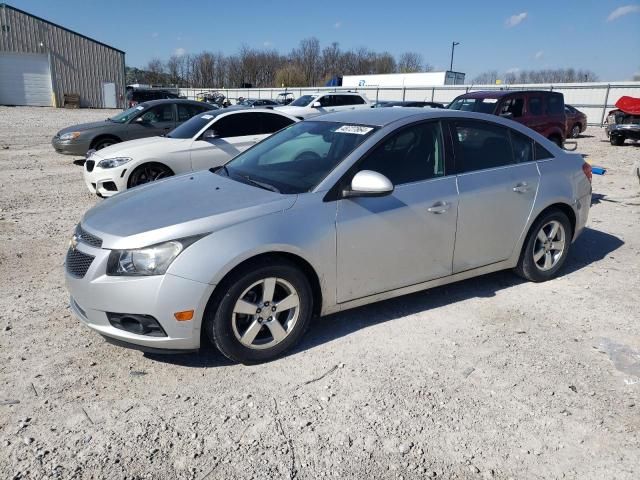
[109,105,145,123]
[219,121,377,194]
[166,112,217,139]
[448,97,498,114]
[289,95,315,107]
[238,99,254,106]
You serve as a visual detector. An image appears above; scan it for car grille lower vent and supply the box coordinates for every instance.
[85,160,95,172]
[76,224,102,248]
[65,248,95,278]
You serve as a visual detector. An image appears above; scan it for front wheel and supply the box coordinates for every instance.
[610,135,625,146]
[515,210,572,282]
[127,163,173,188]
[204,260,313,364]
[571,124,581,138]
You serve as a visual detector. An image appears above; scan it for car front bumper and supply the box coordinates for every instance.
[65,241,215,351]
[83,159,129,197]
[51,137,91,156]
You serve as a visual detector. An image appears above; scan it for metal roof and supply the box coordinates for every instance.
[0,3,125,54]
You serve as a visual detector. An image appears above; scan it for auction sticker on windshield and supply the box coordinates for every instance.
[136,106,144,110]
[335,125,374,135]
[201,114,214,119]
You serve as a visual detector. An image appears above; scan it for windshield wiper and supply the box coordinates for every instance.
[241,175,280,193]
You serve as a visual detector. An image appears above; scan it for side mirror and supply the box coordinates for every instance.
[343,170,394,198]
[312,101,322,108]
[135,116,149,123]
[202,129,218,139]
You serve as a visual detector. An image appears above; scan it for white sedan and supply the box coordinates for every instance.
[83,109,299,197]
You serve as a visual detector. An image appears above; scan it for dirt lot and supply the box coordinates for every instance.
[0,106,639,480]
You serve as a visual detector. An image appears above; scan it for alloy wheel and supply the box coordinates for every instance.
[131,165,171,186]
[533,220,566,271]
[231,277,300,350]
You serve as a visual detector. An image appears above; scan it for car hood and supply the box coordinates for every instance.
[57,120,115,135]
[81,171,296,249]
[90,136,185,159]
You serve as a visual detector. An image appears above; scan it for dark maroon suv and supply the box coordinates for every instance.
[448,90,567,146]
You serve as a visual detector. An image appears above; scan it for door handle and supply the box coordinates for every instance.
[427,201,450,214]
[512,182,530,193]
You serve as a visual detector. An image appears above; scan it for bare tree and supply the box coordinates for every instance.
[291,37,321,86]
[397,52,423,73]
[275,64,306,87]
[472,70,499,84]
[146,58,165,85]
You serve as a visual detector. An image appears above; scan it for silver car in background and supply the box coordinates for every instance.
[65,108,592,364]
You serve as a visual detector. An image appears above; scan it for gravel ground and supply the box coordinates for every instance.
[1,106,639,480]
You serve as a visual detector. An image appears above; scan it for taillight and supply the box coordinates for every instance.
[582,162,592,183]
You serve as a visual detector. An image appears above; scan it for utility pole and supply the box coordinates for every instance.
[450,41,460,72]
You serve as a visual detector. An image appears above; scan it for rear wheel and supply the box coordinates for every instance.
[571,124,581,138]
[610,135,625,146]
[127,163,173,188]
[515,210,572,282]
[204,260,313,364]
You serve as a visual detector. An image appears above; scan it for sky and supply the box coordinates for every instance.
[9,0,640,81]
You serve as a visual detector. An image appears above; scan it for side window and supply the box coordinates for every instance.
[452,120,514,172]
[510,129,534,163]
[319,95,334,107]
[535,142,553,160]
[358,122,445,185]
[347,95,366,105]
[177,104,204,122]
[214,113,261,137]
[529,97,543,116]
[547,94,563,115]
[259,113,295,134]
[500,97,524,118]
[140,104,174,124]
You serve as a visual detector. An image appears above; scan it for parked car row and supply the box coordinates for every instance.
[62,105,593,363]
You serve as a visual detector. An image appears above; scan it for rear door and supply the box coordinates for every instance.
[334,94,367,112]
[124,103,176,140]
[190,112,263,171]
[450,119,539,272]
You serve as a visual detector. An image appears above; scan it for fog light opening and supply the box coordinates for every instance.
[107,312,167,337]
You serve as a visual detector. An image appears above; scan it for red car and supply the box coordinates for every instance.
[448,90,567,146]
[565,105,588,138]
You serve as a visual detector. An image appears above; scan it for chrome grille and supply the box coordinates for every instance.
[85,160,95,172]
[65,248,95,278]
[76,224,102,248]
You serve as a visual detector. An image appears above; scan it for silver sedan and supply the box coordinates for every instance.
[65,108,592,364]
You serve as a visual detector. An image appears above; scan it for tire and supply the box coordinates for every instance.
[548,135,563,148]
[515,209,573,282]
[93,137,118,150]
[127,163,173,188]
[571,124,581,139]
[204,259,313,364]
[610,135,625,146]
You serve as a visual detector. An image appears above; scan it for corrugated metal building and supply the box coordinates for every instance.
[0,3,125,108]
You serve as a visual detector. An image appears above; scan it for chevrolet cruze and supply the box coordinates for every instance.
[65,108,592,364]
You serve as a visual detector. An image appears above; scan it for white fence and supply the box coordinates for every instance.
[179,82,640,126]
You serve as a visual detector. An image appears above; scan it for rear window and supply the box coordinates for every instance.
[448,97,498,114]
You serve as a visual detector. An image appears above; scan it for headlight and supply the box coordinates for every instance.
[59,132,81,141]
[97,157,132,169]
[106,236,202,276]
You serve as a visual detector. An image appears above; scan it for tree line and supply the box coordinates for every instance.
[472,68,599,85]
[126,37,432,89]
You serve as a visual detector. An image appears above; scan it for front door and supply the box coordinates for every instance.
[102,82,116,108]
[336,121,458,302]
[449,119,540,272]
[191,112,265,171]
[125,103,176,140]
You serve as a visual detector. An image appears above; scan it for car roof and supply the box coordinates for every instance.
[310,107,537,128]
[139,99,205,107]
[457,90,559,99]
